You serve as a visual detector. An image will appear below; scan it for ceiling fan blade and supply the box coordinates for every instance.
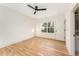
[37,8,46,11]
[34,10,36,14]
[27,5,35,9]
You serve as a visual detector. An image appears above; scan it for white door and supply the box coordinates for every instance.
[66,11,75,56]
[70,12,75,55]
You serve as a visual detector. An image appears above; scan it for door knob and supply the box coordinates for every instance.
[73,34,76,36]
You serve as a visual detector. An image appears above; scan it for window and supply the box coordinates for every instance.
[41,22,54,33]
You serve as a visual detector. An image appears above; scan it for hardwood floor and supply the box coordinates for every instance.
[0,37,69,56]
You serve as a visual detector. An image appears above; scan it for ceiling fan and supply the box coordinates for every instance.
[27,5,47,14]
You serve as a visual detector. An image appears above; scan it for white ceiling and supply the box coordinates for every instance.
[0,3,73,19]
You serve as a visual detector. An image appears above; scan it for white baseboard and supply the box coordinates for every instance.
[0,35,34,48]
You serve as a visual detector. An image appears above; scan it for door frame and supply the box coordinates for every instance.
[65,3,79,56]
[69,3,79,55]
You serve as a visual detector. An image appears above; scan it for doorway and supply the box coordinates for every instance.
[75,7,79,56]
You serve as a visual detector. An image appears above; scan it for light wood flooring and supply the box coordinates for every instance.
[0,37,69,56]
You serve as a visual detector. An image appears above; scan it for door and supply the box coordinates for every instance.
[66,4,77,56]
[70,12,75,55]
[66,12,75,55]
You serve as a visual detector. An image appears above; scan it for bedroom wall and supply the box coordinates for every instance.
[0,5,35,48]
[35,15,65,41]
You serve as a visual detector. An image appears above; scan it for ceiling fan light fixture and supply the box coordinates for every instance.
[27,4,47,15]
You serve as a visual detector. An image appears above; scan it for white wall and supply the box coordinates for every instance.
[35,15,65,41]
[0,5,35,48]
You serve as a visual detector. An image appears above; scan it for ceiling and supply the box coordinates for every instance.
[0,3,74,19]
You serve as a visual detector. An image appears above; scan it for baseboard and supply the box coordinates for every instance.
[0,36,65,48]
[0,35,34,48]
[34,36,65,42]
